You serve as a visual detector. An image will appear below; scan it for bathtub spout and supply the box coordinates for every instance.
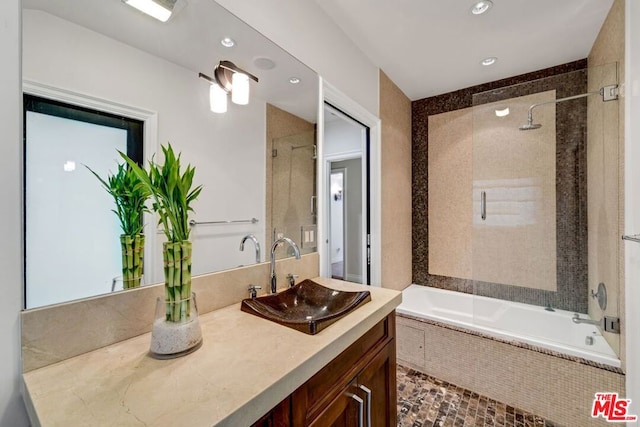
[572,313,602,326]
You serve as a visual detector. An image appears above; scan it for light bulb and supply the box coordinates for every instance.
[209,84,227,113]
[231,73,250,105]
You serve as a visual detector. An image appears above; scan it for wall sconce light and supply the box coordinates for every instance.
[331,182,343,201]
[122,0,178,22]
[199,61,259,113]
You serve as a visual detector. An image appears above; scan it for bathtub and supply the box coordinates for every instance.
[397,284,620,368]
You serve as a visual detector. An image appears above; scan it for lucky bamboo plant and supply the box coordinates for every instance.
[121,144,202,322]
[87,162,150,289]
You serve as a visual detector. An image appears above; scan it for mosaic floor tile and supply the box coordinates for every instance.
[397,365,562,427]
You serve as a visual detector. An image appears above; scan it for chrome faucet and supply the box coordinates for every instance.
[240,234,261,264]
[572,313,602,326]
[270,237,301,293]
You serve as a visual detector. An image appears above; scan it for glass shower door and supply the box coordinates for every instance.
[470,64,621,362]
[270,130,317,259]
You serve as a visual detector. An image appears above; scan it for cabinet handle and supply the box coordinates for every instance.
[359,384,372,427]
[481,191,487,220]
[348,393,364,427]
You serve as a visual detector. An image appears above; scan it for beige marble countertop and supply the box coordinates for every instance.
[23,278,401,426]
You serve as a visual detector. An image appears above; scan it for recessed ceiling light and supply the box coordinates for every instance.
[470,0,493,15]
[495,107,510,117]
[220,37,235,48]
[289,77,301,84]
[481,57,497,66]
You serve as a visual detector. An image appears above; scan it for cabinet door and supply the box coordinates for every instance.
[309,380,363,427]
[250,396,291,427]
[357,340,397,427]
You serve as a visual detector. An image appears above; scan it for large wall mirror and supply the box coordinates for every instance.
[22,0,319,308]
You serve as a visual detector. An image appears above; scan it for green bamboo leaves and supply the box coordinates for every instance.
[121,144,202,322]
[86,163,150,236]
[120,144,202,244]
[87,161,150,289]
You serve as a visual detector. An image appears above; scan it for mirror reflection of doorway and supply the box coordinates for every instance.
[323,102,369,285]
[330,170,345,279]
[329,159,363,283]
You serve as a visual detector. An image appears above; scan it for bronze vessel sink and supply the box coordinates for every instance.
[240,279,371,335]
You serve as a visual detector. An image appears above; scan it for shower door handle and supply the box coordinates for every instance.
[481,191,487,220]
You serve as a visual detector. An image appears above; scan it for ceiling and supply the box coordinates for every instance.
[313,0,614,100]
[22,0,318,122]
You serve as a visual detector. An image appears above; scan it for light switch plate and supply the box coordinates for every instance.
[301,224,317,249]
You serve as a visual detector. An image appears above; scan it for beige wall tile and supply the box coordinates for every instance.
[380,70,412,291]
[428,108,473,280]
[428,92,557,291]
[472,92,557,291]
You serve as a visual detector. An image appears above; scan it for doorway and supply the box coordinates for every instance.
[323,102,370,284]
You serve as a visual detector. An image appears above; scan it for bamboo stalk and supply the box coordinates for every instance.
[133,234,144,287]
[181,241,191,318]
[121,235,134,289]
[164,242,175,320]
[172,242,182,321]
[160,241,194,322]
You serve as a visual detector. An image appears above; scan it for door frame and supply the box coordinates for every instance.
[22,80,159,291]
[318,78,381,286]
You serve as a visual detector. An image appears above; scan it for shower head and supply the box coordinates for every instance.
[518,85,619,132]
[519,109,542,131]
[519,122,542,131]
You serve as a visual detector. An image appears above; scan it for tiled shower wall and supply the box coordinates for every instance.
[412,60,590,312]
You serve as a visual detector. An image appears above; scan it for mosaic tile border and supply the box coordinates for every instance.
[397,312,623,375]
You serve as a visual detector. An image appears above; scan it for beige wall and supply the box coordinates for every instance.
[427,108,473,280]
[380,71,412,291]
[587,0,625,362]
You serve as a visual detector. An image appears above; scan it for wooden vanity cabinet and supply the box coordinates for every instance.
[252,313,396,427]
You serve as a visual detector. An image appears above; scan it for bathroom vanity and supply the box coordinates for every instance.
[254,312,396,426]
[22,277,401,426]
